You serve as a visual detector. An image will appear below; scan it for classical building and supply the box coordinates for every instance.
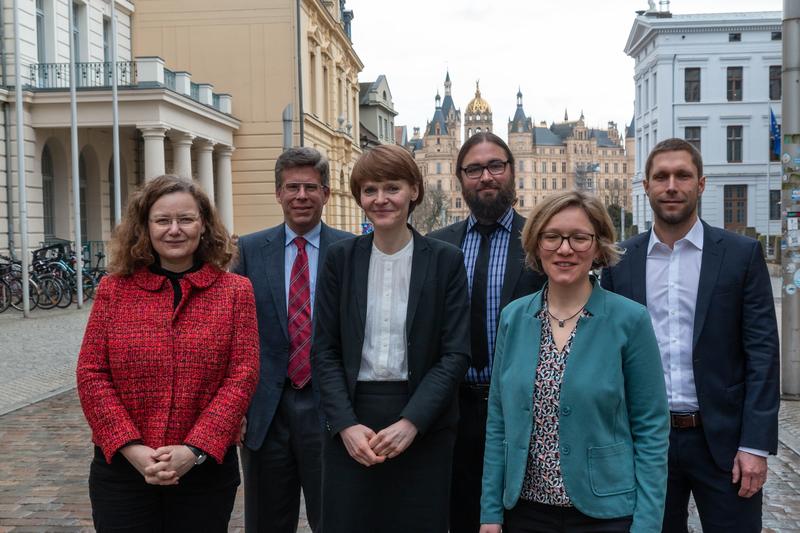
[1,0,237,257]
[507,92,632,216]
[134,0,364,234]
[358,75,396,150]
[625,7,782,237]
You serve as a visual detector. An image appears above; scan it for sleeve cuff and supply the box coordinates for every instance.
[738,446,769,458]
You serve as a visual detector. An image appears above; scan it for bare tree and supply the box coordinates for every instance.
[412,186,449,234]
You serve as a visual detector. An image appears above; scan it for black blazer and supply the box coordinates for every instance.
[427,210,546,309]
[311,229,471,437]
[601,221,780,470]
[234,222,352,450]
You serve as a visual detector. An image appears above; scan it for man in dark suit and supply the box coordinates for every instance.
[235,147,351,533]
[601,138,779,532]
[428,132,545,533]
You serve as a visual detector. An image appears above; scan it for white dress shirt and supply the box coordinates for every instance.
[358,239,413,381]
[646,218,766,457]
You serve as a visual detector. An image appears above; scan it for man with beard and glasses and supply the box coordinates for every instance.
[601,138,779,532]
[429,132,546,533]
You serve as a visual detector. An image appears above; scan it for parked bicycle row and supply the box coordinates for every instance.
[0,243,106,313]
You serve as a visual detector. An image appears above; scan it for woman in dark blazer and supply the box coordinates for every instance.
[312,144,471,533]
[480,191,669,533]
[77,175,259,532]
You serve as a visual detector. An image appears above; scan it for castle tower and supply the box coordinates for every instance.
[465,80,493,139]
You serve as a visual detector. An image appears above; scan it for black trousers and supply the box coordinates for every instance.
[241,383,323,533]
[504,500,633,533]
[88,446,239,533]
[449,383,489,533]
[663,426,762,533]
[321,381,455,533]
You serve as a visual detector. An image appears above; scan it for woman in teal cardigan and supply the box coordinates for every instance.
[480,191,669,533]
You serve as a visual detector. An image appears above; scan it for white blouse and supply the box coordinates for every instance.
[357,238,414,381]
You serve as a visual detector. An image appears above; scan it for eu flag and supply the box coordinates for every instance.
[770,108,781,158]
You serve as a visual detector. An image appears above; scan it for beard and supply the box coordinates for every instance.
[463,180,516,222]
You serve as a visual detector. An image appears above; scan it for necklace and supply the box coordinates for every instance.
[546,307,583,328]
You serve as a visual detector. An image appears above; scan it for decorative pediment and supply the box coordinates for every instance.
[624,18,653,56]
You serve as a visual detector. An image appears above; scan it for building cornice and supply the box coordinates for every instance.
[304,0,364,71]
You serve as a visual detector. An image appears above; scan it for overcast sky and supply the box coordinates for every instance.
[346,0,783,141]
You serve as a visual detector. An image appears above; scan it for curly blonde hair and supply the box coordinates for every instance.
[108,175,234,275]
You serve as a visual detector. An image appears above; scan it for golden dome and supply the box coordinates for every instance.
[466,81,492,115]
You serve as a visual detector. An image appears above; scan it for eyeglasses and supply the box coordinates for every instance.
[282,182,327,195]
[538,232,595,252]
[149,216,201,228]
[460,160,509,180]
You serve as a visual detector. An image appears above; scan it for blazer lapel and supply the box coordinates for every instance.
[354,235,372,334]
[500,211,525,308]
[627,231,649,307]
[261,225,289,341]
[693,223,724,349]
[405,231,431,335]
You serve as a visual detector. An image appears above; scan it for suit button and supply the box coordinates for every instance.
[561,406,571,416]
[561,445,571,455]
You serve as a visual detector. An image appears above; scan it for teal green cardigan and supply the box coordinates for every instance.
[480,280,669,532]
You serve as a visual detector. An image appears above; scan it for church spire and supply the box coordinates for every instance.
[444,70,452,96]
[564,108,569,121]
[435,90,441,108]
[516,87,523,107]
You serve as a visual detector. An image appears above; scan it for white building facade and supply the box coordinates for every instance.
[1,0,239,258]
[625,9,782,240]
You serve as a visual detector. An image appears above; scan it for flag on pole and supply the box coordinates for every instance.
[770,107,781,158]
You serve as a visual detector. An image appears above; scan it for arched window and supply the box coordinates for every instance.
[42,145,55,239]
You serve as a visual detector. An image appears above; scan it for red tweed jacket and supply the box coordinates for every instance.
[76,263,259,463]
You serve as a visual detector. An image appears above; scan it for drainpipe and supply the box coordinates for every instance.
[0,0,16,259]
[296,0,304,146]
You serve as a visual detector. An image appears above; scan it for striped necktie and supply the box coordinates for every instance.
[287,236,312,388]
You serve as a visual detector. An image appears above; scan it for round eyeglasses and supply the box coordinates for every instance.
[538,232,595,252]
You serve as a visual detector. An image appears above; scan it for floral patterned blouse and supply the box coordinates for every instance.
[520,291,592,505]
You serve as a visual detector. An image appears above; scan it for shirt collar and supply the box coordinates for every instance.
[467,207,514,234]
[647,217,704,255]
[285,222,322,249]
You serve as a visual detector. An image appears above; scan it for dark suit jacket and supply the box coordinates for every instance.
[600,221,780,471]
[427,210,546,311]
[234,222,352,450]
[311,229,471,437]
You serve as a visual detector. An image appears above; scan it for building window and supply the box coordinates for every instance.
[685,68,700,102]
[723,184,747,230]
[685,126,701,152]
[551,162,557,173]
[36,0,46,63]
[519,160,524,171]
[541,161,547,173]
[455,197,462,209]
[519,197,525,208]
[614,163,619,173]
[552,178,557,190]
[605,178,610,189]
[727,125,743,163]
[541,178,546,190]
[772,31,782,40]
[770,190,781,220]
[436,162,442,174]
[436,179,442,191]
[769,65,782,101]
[518,178,524,190]
[562,178,567,189]
[727,67,743,101]
[653,73,657,104]
[561,162,566,173]
[728,32,741,42]
[636,84,641,114]
[604,163,609,173]
[644,78,649,109]
[623,163,627,173]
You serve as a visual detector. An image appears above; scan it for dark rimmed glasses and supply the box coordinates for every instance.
[538,232,595,252]
[460,160,509,180]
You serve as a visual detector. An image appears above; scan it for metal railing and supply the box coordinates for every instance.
[164,68,176,91]
[28,61,137,89]
[190,82,200,101]
[212,93,221,110]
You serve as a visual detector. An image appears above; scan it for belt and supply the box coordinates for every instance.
[460,383,490,401]
[670,411,702,429]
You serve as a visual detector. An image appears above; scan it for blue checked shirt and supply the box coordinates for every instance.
[462,208,513,384]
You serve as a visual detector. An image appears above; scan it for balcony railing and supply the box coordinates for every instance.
[164,68,176,91]
[28,61,137,89]
[190,82,200,101]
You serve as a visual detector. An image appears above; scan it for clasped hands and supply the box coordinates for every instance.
[340,418,418,467]
[121,444,198,486]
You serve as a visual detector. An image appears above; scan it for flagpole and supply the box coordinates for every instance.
[110,0,121,226]
[767,105,771,258]
[69,2,83,307]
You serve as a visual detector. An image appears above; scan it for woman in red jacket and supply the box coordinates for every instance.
[77,174,259,532]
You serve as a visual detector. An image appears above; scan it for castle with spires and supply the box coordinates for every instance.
[408,74,634,227]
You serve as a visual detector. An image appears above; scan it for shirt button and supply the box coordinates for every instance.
[561,406,571,416]
[561,445,571,455]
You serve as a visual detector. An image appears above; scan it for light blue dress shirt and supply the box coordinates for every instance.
[284,222,321,314]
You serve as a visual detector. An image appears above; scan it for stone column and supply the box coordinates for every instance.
[196,139,216,203]
[170,131,195,180]
[141,126,168,180]
[215,146,235,232]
